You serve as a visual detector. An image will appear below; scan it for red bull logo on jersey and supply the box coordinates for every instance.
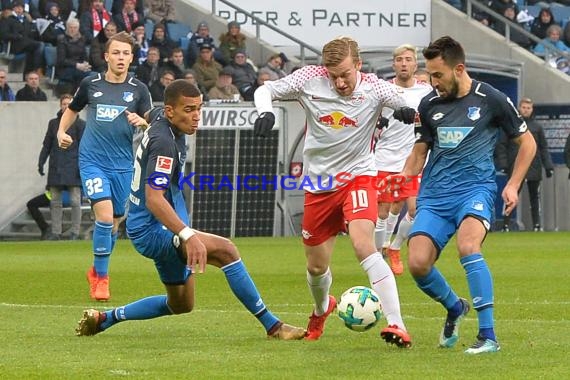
[317,111,359,129]
[437,126,474,148]
[96,104,128,122]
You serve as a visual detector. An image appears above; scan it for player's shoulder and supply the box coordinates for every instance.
[471,80,504,100]
[418,88,439,108]
[125,75,148,89]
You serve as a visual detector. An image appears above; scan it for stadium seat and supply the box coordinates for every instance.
[179,36,190,55]
[551,6,570,24]
[523,5,541,18]
[166,22,192,46]
[44,44,58,83]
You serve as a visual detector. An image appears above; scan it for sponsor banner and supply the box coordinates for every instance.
[200,106,281,129]
[193,0,431,48]
[533,104,570,165]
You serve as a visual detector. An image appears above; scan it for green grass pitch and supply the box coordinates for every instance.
[1,233,569,379]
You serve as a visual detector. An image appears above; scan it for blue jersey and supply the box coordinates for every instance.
[69,73,152,172]
[126,108,188,237]
[416,80,527,208]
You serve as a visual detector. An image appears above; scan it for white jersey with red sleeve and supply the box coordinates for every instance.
[257,65,406,192]
[375,79,432,172]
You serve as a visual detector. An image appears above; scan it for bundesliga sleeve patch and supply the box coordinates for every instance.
[155,156,174,174]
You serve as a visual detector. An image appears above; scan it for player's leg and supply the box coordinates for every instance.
[198,230,305,340]
[302,190,344,340]
[375,201,390,251]
[408,209,469,349]
[81,165,114,300]
[384,200,404,248]
[76,226,183,336]
[457,215,500,354]
[345,177,410,347]
[49,186,63,239]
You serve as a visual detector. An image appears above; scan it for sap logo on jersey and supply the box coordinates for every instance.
[96,105,127,122]
[437,126,474,148]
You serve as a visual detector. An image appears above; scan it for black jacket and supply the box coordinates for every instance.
[15,85,47,101]
[38,110,85,187]
[564,132,570,169]
[495,117,554,181]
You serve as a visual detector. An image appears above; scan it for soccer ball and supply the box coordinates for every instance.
[337,286,382,332]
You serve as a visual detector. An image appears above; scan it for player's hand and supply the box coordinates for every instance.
[125,110,149,130]
[501,183,519,216]
[184,234,207,274]
[376,116,389,130]
[254,112,275,137]
[57,131,73,149]
[377,174,409,193]
[546,169,553,178]
[393,107,416,124]
[38,165,45,176]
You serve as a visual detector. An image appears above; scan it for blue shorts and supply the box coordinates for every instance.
[80,164,132,217]
[410,190,494,254]
[129,224,191,285]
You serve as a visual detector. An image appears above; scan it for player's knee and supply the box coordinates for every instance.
[213,238,240,266]
[457,241,481,256]
[351,240,374,259]
[169,300,194,314]
[407,257,430,277]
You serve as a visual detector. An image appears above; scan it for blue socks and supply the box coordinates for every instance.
[93,221,113,276]
[101,295,172,330]
[414,267,460,310]
[222,259,279,332]
[461,253,496,341]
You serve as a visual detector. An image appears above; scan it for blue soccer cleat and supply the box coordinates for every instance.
[439,298,470,348]
[465,335,501,354]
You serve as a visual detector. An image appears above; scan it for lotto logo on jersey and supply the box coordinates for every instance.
[96,105,127,122]
[437,126,474,148]
[155,156,173,174]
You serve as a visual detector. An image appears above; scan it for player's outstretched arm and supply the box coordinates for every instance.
[502,131,536,215]
[57,108,79,149]
[145,184,207,273]
[126,110,150,130]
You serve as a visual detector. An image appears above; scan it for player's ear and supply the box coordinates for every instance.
[164,104,174,119]
[454,63,465,76]
[355,59,362,71]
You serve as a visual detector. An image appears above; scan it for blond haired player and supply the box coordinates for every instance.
[253,37,416,347]
[375,44,432,275]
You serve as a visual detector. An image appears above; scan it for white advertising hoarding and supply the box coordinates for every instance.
[193,0,431,48]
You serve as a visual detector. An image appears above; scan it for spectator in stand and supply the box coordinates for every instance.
[530,8,556,41]
[0,1,44,80]
[219,20,246,65]
[208,67,241,101]
[493,4,532,49]
[148,68,174,102]
[182,68,208,100]
[533,24,570,57]
[495,97,554,232]
[162,47,186,79]
[111,0,144,16]
[240,69,270,101]
[259,53,287,80]
[40,2,66,47]
[135,45,160,87]
[79,0,112,45]
[56,18,92,94]
[131,20,149,68]
[144,0,176,24]
[149,22,177,63]
[113,0,143,33]
[489,0,518,17]
[38,93,85,240]
[186,21,223,68]
[0,69,16,101]
[224,48,257,99]
[192,43,222,92]
[39,0,73,20]
[16,71,47,101]
[90,21,118,73]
